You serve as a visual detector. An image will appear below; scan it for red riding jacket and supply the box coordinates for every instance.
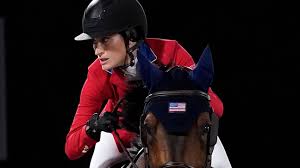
[65,38,224,160]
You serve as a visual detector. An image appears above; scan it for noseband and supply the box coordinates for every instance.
[161,161,194,168]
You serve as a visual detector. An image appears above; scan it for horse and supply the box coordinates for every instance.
[114,46,219,168]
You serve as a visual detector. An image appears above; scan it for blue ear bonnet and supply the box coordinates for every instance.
[137,44,214,93]
[143,90,211,134]
[137,43,215,134]
[154,66,199,93]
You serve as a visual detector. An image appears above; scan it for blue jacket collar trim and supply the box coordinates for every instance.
[138,41,157,63]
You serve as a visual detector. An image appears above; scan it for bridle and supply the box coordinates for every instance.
[140,90,218,168]
[112,90,219,168]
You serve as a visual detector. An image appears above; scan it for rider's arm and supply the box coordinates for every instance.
[65,60,113,160]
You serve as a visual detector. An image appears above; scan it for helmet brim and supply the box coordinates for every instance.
[74,33,93,41]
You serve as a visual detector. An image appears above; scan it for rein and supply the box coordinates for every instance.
[111,98,140,168]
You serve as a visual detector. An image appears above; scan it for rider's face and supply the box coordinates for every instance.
[93,33,127,70]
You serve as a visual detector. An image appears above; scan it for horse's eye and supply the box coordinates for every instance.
[202,123,211,134]
[144,123,153,135]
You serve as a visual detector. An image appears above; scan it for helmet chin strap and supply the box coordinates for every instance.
[120,40,142,69]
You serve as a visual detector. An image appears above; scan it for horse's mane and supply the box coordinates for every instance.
[121,80,149,133]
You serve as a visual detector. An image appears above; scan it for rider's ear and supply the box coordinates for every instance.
[190,45,214,92]
[125,28,139,42]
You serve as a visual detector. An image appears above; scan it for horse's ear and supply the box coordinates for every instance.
[190,45,214,92]
[136,50,164,90]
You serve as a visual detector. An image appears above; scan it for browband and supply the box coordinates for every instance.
[145,90,210,103]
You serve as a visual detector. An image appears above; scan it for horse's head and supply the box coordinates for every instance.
[134,46,219,168]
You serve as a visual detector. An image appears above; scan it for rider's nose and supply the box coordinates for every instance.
[94,47,104,57]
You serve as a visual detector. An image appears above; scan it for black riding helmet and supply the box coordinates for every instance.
[74,0,147,41]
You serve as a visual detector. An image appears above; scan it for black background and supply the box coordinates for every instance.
[0,0,297,167]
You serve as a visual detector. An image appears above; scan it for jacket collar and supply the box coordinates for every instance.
[137,41,157,63]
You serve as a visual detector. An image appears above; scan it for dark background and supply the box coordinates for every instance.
[0,0,296,167]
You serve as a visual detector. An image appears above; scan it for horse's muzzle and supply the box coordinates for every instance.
[160,161,194,168]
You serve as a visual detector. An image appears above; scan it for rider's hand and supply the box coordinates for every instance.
[85,112,119,141]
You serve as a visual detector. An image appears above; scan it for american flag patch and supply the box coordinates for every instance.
[168,102,186,113]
